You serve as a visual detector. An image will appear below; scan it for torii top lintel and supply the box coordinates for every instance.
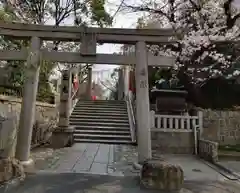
[0,22,176,44]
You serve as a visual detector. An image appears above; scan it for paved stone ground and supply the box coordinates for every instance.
[2,144,240,193]
[217,151,240,176]
[31,143,233,182]
[2,173,240,193]
[159,154,226,181]
[31,143,139,176]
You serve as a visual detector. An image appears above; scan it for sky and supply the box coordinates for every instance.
[92,0,144,82]
[49,0,146,81]
[94,0,144,71]
[90,0,141,92]
[48,0,145,80]
[234,0,240,7]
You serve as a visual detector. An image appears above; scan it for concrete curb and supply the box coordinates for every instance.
[198,158,240,180]
[213,161,240,179]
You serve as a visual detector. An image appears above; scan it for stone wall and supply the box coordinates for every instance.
[151,130,195,154]
[202,109,240,145]
[0,95,58,156]
[0,95,57,123]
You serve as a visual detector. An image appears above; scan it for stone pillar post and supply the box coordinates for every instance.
[15,37,41,167]
[59,70,72,127]
[52,69,74,148]
[86,66,92,99]
[135,41,152,163]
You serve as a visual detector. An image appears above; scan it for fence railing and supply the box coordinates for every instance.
[69,85,79,115]
[126,92,136,142]
[150,110,203,131]
[69,76,87,115]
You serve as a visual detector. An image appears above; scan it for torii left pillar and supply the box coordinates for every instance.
[15,37,41,168]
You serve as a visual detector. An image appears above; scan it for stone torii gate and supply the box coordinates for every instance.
[0,22,176,167]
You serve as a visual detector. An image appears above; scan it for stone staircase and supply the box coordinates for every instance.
[70,100,133,144]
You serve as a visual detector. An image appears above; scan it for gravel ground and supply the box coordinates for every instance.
[30,145,70,171]
[110,145,139,176]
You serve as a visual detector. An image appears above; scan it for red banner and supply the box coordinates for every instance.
[129,70,136,94]
[73,75,79,91]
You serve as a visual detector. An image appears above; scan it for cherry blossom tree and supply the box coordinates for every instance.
[125,0,240,84]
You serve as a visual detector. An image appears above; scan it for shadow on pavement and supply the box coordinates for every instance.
[1,173,240,193]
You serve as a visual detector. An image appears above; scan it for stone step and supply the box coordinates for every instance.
[76,102,126,106]
[77,100,125,104]
[73,107,127,112]
[70,121,129,127]
[70,114,129,119]
[73,138,133,145]
[73,106,127,111]
[71,111,128,116]
[74,125,130,131]
[70,118,129,123]
[74,106,127,110]
[76,103,126,107]
[72,109,128,115]
[74,133,131,140]
[74,130,130,135]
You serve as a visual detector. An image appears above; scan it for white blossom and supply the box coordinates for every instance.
[141,0,240,83]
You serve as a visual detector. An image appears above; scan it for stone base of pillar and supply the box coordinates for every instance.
[51,126,75,148]
[20,158,35,173]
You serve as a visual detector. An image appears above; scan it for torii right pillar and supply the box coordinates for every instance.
[135,41,152,163]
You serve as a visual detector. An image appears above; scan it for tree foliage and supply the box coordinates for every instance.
[126,0,240,85]
[2,0,112,26]
[120,0,240,109]
[0,0,112,102]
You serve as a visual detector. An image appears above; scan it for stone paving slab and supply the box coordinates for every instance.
[90,162,108,174]
[3,173,240,193]
[38,143,114,174]
[94,145,110,164]
[73,157,92,172]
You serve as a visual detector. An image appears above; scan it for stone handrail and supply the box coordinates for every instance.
[198,138,218,163]
[69,86,79,115]
[126,93,136,143]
